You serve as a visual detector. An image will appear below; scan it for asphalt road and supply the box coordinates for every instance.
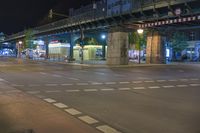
[0,61,200,133]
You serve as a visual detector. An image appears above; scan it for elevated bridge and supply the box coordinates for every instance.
[2,0,200,65]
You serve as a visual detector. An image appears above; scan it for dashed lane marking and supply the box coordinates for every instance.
[156,80,166,82]
[179,79,189,81]
[5,90,22,93]
[149,86,160,89]
[29,84,40,87]
[52,74,62,78]
[119,82,130,84]
[144,80,155,83]
[105,82,116,85]
[163,85,175,88]
[78,115,99,124]
[96,125,122,133]
[44,98,56,103]
[118,88,131,91]
[168,79,177,82]
[190,84,200,87]
[27,91,41,94]
[132,81,143,84]
[190,78,199,81]
[95,72,106,75]
[68,78,80,81]
[65,108,82,115]
[0,78,6,82]
[53,103,68,108]
[101,88,115,91]
[45,84,58,86]
[45,90,61,93]
[77,83,89,86]
[61,83,73,86]
[66,90,80,92]
[133,87,145,90]
[84,89,98,92]
[91,82,103,85]
[176,85,188,88]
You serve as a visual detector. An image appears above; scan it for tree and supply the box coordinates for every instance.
[129,31,147,63]
[171,32,188,61]
[24,29,34,49]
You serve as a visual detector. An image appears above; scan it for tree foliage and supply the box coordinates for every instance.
[128,31,147,50]
[24,29,34,49]
[75,37,98,46]
[171,32,188,52]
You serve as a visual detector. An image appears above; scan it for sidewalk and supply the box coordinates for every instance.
[0,82,100,133]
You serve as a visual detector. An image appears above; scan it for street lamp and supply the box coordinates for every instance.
[101,34,106,60]
[137,29,144,64]
[18,41,22,58]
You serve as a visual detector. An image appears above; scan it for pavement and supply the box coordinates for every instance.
[0,81,101,133]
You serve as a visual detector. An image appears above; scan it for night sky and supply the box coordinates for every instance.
[0,0,91,35]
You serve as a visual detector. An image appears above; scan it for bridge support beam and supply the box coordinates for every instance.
[107,28,129,65]
[146,31,166,64]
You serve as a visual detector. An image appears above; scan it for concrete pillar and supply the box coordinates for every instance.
[146,31,165,64]
[44,37,49,59]
[107,28,129,65]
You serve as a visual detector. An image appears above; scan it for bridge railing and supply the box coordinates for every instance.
[4,0,194,41]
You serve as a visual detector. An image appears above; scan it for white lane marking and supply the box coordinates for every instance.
[132,81,143,84]
[53,103,68,108]
[118,88,131,91]
[45,84,58,86]
[66,90,80,92]
[65,108,82,115]
[144,80,155,83]
[6,90,22,93]
[95,72,106,75]
[68,78,80,81]
[52,74,62,78]
[27,91,40,94]
[78,116,99,124]
[77,83,89,86]
[156,80,166,82]
[84,89,98,92]
[176,85,188,88]
[101,88,115,91]
[44,98,56,103]
[163,85,175,88]
[96,125,121,133]
[105,82,116,85]
[40,72,47,75]
[0,78,6,82]
[149,86,160,89]
[179,79,189,81]
[29,84,40,87]
[61,83,73,86]
[11,84,24,87]
[190,78,199,81]
[190,84,200,87]
[45,90,61,93]
[119,82,130,84]
[133,87,145,90]
[168,79,177,82]
[91,82,103,85]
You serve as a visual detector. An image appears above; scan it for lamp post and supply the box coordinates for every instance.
[101,34,106,60]
[137,29,144,64]
[18,41,22,58]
